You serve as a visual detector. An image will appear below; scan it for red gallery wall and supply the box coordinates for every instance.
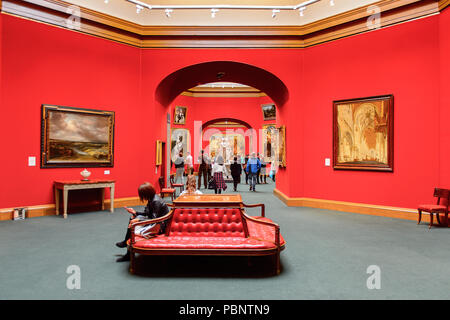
[439,8,450,188]
[140,48,302,196]
[0,11,448,211]
[0,15,144,208]
[300,14,442,208]
[170,94,274,151]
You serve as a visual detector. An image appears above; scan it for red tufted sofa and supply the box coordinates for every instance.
[128,195,286,274]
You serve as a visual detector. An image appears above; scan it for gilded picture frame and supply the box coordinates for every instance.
[173,106,187,125]
[262,103,276,121]
[41,104,115,168]
[333,95,394,171]
[155,140,163,166]
[277,125,286,167]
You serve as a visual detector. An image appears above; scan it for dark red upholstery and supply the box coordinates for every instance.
[129,206,285,274]
[246,219,286,246]
[169,208,245,238]
[417,204,446,212]
[161,188,175,193]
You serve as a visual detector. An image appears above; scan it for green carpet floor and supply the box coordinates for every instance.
[1,180,449,300]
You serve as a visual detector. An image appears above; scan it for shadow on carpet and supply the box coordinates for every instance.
[122,255,284,278]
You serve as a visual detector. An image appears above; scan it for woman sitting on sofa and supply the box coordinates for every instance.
[115,182,169,262]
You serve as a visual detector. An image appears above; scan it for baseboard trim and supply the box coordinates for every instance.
[273,188,429,222]
[0,197,143,221]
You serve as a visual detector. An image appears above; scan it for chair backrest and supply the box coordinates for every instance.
[158,176,165,190]
[168,207,245,238]
[434,188,450,206]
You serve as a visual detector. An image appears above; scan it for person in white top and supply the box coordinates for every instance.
[211,159,227,194]
[179,175,203,196]
[185,152,193,175]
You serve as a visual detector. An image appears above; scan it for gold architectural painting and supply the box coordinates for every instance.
[333,95,394,171]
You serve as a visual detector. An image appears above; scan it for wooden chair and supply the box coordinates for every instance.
[418,188,450,229]
[158,176,175,202]
[170,174,184,196]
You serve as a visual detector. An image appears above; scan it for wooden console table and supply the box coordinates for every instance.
[54,180,115,219]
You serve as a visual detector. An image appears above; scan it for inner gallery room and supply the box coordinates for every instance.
[0,0,449,301]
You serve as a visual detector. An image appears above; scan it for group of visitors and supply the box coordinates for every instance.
[173,150,274,193]
[115,151,276,262]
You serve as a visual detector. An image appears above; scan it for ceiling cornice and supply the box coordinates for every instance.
[0,0,444,48]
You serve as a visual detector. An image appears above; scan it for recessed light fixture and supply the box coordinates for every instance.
[211,8,219,18]
[165,8,173,18]
[125,0,322,19]
[299,7,305,16]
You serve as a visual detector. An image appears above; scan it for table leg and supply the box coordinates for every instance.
[110,185,115,213]
[101,188,105,211]
[55,187,60,216]
[63,188,69,219]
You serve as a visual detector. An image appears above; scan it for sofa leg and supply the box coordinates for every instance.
[129,250,135,274]
[275,253,280,275]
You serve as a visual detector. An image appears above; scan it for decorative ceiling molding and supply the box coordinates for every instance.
[439,0,450,10]
[0,0,444,48]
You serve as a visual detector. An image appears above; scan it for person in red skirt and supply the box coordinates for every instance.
[212,156,227,194]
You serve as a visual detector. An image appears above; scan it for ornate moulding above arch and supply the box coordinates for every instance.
[0,0,446,48]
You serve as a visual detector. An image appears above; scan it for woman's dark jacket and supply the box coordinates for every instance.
[135,194,170,233]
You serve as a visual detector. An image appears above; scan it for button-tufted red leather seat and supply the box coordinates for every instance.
[129,205,285,274]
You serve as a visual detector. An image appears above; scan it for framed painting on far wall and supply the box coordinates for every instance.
[41,104,115,168]
[333,95,394,171]
[262,103,276,121]
[155,140,163,166]
[173,106,187,125]
[277,125,286,167]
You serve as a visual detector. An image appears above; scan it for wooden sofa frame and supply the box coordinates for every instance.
[128,202,285,275]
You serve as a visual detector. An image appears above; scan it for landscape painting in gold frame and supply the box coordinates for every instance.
[333,95,394,171]
[41,105,115,168]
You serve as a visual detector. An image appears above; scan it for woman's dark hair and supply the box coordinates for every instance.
[138,182,156,201]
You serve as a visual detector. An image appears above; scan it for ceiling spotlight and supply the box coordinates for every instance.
[136,4,143,14]
[211,8,219,18]
[272,9,280,18]
[330,0,335,6]
[104,0,109,3]
[165,8,173,18]
[299,7,305,17]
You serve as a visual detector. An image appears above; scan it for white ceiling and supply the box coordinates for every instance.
[64,0,380,26]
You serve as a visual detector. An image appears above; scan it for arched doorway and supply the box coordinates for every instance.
[156,61,288,186]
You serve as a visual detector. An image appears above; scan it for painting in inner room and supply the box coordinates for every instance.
[171,128,190,163]
[262,103,276,121]
[209,133,245,164]
[262,124,278,163]
[333,95,394,171]
[41,105,115,168]
[173,106,187,125]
